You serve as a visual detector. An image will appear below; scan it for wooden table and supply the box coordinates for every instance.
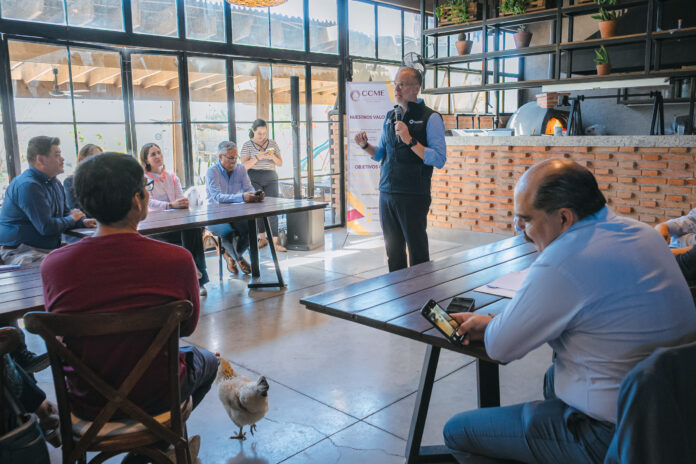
[0,262,43,324]
[300,235,538,464]
[73,198,327,289]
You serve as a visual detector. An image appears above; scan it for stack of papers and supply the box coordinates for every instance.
[474,269,530,298]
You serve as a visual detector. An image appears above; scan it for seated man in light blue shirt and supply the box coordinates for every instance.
[655,208,696,255]
[444,159,696,464]
[206,141,264,275]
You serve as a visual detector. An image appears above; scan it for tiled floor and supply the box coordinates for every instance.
[28,227,553,464]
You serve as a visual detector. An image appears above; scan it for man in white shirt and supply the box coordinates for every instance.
[444,159,696,464]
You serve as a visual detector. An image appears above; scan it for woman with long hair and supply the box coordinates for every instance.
[64,143,102,210]
[140,143,210,296]
[240,119,286,252]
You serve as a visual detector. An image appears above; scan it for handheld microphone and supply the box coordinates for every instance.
[393,105,404,144]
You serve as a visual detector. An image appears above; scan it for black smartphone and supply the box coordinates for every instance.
[447,296,475,314]
[421,299,464,345]
[254,189,263,196]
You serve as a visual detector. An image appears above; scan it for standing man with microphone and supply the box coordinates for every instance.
[354,67,447,272]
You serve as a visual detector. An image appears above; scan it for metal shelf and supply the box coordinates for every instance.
[423,0,647,38]
[421,0,696,94]
[421,69,696,94]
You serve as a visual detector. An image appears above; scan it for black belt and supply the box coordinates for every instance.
[0,245,19,250]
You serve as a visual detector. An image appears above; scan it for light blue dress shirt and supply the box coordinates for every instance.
[664,207,696,248]
[373,99,447,169]
[485,206,696,423]
[205,161,254,204]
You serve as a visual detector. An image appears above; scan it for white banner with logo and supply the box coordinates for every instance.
[346,82,394,235]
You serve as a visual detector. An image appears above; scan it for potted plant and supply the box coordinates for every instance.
[455,32,474,55]
[435,0,471,26]
[513,24,533,48]
[500,0,533,48]
[500,0,530,15]
[592,0,619,38]
[594,45,611,75]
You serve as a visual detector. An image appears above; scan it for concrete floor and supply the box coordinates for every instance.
[28,226,553,464]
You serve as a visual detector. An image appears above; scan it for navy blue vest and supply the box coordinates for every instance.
[379,100,437,196]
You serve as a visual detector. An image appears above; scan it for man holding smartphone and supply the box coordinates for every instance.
[443,159,696,463]
[354,67,446,272]
[205,141,264,275]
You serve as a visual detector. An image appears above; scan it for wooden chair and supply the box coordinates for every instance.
[24,301,194,464]
[0,327,22,436]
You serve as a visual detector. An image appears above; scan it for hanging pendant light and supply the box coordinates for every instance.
[226,0,287,6]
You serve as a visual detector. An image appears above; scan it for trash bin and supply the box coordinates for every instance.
[286,208,325,251]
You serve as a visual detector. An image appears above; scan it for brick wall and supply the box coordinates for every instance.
[429,145,695,234]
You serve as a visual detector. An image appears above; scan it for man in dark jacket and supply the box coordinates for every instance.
[354,67,447,272]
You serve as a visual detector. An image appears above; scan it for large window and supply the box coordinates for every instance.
[309,67,340,226]
[404,11,421,57]
[185,0,225,42]
[132,0,178,37]
[8,41,127,176]
[10,41,79,174]
[1,0,65,26]
[69,47,127,159]
[0,0,123,29]
[377,6,401,61]
[188,56,228,185]
[1,1,348,228]
[132,53,184,181]
[231,5,269,48]
[270,0,304,51]
[309,0,338,54]
[349,0,375,59]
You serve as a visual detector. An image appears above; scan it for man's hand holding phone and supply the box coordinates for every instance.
[243,189,265,203]
[451,313,492,346]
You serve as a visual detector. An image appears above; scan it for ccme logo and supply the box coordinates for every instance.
[350,89,385,101]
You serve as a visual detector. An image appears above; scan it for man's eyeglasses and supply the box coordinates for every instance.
[222,154,237,161]
[144,178,154,192]
[393,81,418,90]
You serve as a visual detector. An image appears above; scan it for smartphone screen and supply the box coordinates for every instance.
[421,300,462,344]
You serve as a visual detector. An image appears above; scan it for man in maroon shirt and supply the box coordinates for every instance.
[41,153,218,422]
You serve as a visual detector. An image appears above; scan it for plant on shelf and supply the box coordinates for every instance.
[455,32,473,55]
[435,0,471,26]
[513,24,533,48]
[594,45,611,76]
[500,0,533,47]
[499,0,530,15]
[592,0,619,38]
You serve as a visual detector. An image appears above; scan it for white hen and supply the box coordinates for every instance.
[215,357,269,440]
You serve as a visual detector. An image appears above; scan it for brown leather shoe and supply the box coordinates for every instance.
[258,237,268,248]
[237,258,251,275]
[223,251,238,274]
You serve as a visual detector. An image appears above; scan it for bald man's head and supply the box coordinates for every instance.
[514,159,606,251]
[517,159,606,220]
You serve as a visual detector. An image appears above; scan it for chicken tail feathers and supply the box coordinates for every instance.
[216,357,236,383]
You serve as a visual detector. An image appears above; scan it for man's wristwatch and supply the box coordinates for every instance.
[360,142,369,150]
[407,138,418,147]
